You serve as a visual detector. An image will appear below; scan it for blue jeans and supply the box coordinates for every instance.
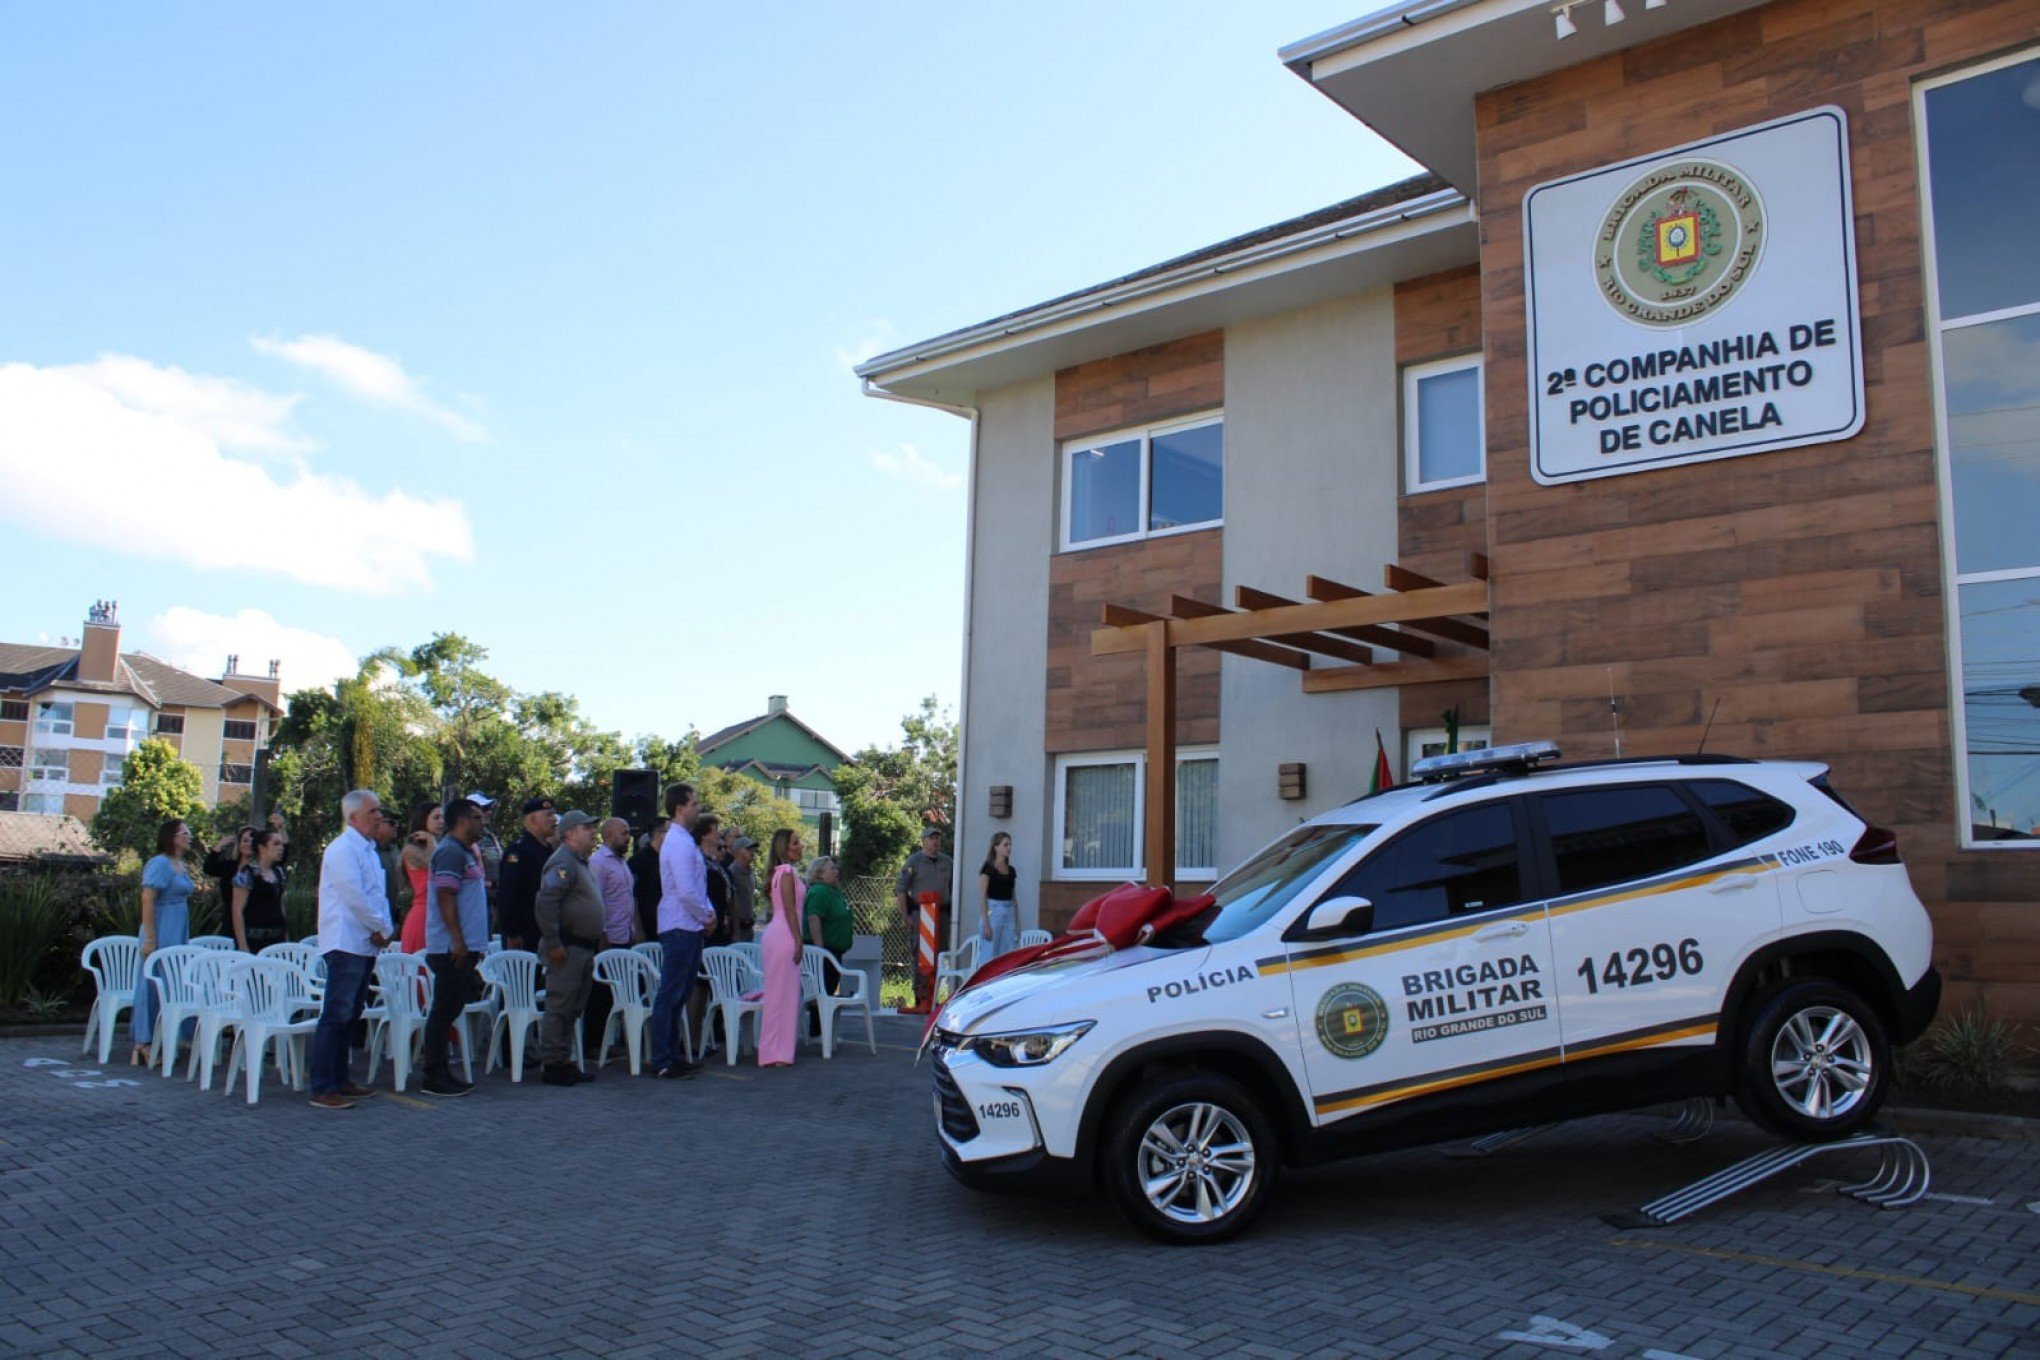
[983,900,1019,960]
[310,950,376,1094]
[650,928,704,1071]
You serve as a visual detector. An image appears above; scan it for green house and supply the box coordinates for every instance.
[698,695,847,832]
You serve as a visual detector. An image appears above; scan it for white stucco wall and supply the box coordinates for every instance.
[1216,292,1403,871]
[955,376,1056,941]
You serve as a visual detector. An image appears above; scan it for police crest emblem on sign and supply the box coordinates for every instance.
[1315,982,1389,1060]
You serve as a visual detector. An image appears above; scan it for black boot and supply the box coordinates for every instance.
[541,1064,579,1087]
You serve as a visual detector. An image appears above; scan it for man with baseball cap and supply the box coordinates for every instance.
[533,810,604,1086]
[466,792,505,911]
[496,795,557,953]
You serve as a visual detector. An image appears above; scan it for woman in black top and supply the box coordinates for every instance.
[203,826,256,938]
[978,832,1020,961]
[231,828,289,954]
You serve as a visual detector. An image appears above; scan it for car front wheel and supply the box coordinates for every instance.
[1103,1071,1277,1244]
[1735,979,1890,1142]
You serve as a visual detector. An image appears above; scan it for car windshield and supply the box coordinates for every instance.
[1201,823,1376,943]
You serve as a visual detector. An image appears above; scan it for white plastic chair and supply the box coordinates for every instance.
[189,935,238,952]
[140,946,213,1076]
[800,946,876,1059]
[593,949,659,1075]
[220,958,319,1104]
[933,936,981,1002]
[297,934,320,948]
[729,941,762,973]
[698,947,764,1066]
[1019,929,1052,948]
[184,952,245,1089]
[258,942,326,1013]
[367,953,431,1091]
[479,951,543,1081]
[632,940,663,972]
[81,936,142,1065]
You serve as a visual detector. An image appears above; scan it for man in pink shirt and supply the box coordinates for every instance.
[649,783,710,1078]
[585,816,639,1063]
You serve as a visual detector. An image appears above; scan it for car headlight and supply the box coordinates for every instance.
[963,1021,1095,1067]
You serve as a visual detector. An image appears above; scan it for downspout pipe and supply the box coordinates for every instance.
[860,378,980,970]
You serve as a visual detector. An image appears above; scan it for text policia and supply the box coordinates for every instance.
[1547,319,1843,455]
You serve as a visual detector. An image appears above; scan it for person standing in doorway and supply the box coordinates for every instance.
[978,833,1020,962]
[895,827,952,1010]
[534,811,606,1087]
[309,790,393,1110]
[757,828,805,1068]
[497,795,557,953]
[649,784,710,1079]
[420,798,489,1098]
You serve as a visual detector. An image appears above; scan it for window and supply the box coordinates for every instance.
[1052,748,1219,879]
[104,706,140,743]
[223,719,258,742]
[1688,779,1796,848]
[154,713,185,736]
[0,746,20,768]
[1061,415,1223,550]
[30,750,69,784]
[33,702,73,738]
[0,699,26,722]
[1919,49,2040,846]
[21,792,61,815]
[1406,724,1492,769]
[0,791,16,812]
[792,787,839,814]
[1205,823,1375,943]
[1403,355,1485,492]
[1539,786,1713,897]
[1327,802,1524,933]
[218,762,253,786]
[101,755,125,787]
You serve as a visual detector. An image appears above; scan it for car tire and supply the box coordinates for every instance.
[1102,1071,1278,1244]
[1734,979,1890,1142]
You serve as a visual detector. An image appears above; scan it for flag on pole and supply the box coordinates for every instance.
[1367,730,1394,794]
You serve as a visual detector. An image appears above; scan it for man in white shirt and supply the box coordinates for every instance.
[309,789,394,1110]
[649,782,710,1079]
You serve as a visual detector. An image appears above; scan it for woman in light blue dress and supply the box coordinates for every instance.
[131,819,195,1065]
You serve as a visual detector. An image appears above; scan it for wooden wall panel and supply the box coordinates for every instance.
[1055,332,1223,442]
[1473,0,2040,1022]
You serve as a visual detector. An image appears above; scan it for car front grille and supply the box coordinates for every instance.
[931,1046,979,1143]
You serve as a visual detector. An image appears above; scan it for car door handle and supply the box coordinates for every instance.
[1475,922,1529,941]
[1707,876,1758,894]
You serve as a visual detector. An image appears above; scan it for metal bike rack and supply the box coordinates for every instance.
[1443,1098,1715,1159]
[1605,1131,1931,1228]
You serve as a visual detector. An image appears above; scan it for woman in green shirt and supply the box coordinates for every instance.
[803,855,854,994]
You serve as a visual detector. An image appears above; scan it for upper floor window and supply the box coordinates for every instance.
[218,762,253,786]
[30,749,69,783]
[21,792,61,815]
[0,699,26,722]
[1403,356,1484,492]
[1061,415,1223,551]
[105,706,141,743]
[223,719,258,742]
[101,754,125,787]
[792,787,839,814]
[155,713,185,736]
[34,702,73,738]
[1918,48,2040,846]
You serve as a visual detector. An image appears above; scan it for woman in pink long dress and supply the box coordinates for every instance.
[757,827,806,1067]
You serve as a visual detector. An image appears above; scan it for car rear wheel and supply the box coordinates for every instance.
[1734,979,1890,1142]
[1103,1071,1277,1244]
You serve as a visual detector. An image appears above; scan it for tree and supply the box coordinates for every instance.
[90,738,206,863]
[835,696,959,881]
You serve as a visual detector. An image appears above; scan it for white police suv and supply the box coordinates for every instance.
[929,743,1941,1243]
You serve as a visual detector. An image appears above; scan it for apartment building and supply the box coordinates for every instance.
[0,601,282,820]
[859,0,2038,1022]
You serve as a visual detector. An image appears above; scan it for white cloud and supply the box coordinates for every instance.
[870,442,963,491]
[834,319,898,375]
[142,607,360,695]
[253,333,485,442]
[0,359,474,593]
[60,354,311,453]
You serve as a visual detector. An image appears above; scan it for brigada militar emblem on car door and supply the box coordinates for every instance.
[1594,158,1764,328]
[1315,982,1389,1060]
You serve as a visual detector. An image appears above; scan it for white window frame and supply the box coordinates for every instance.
[29,750,69,783]
[1405,725,1493,771]
[100,754,124,787]
[33,702,73,738]
[21,791,63,815]
[1916,45,2040,850]
[1051,746,1219,881]
[104,706,140,743]
[1403,355,1486,493]
[1059,412,1224,553]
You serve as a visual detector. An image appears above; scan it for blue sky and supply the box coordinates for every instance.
[0,3,1414,753]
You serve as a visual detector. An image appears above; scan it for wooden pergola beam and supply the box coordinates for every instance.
[1099,603,1311,671]
[1380,565,1491,647]
[1093,580,1487,656]
[1174,595,1373,666]
[1233,585,1374,664]
[1301,576,1438,658]
[1301,653,1493,693]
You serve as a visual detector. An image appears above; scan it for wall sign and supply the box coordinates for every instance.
[1523,107,1863,485]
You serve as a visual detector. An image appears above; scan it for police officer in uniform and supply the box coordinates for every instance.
[533,810,605,1086]
[497,795,557,953]
[896,826,953,1010]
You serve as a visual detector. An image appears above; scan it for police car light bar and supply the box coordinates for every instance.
[1409,740,1564,783]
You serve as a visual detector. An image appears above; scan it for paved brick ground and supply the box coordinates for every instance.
[2,1020,2036,1358]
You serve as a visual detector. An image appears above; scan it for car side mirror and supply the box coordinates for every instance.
[1297,895,1373,941]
